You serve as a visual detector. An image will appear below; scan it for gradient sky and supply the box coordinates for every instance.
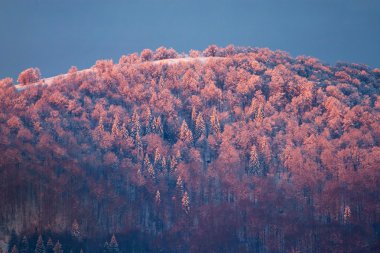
[1,0,380,80]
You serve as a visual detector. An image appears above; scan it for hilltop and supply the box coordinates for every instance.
[14,56,223,91]
[0,45,380,253]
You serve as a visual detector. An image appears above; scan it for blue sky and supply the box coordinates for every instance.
[1,0,380,79]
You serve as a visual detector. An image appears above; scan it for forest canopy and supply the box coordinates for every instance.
[0,45,379,253]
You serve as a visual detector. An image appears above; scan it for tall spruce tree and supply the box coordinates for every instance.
[249,145,261,175]
[53,242,62,253]
[45,239,53,253]
[109,235,120,253]
[71,219,81,241]
[103,242,110,253]
[20,236,29,253]
[182,191,190,214]
[8,230,18,253]
[34,235,45,253]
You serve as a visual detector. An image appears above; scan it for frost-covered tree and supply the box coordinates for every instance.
[155,190,161,205]
[195,112,206,139]
[53,241,62,253]
[46,238,53,253]
[182,191,190,214]
[249,145,261,175]
[109,235,120,253]
[17,68,41,85]
[71,219,81,240]
[179,121,193,144]
[34,235,45,253]
[210,108,220,136]
[20,236,29,253]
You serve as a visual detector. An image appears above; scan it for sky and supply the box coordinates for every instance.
[1,0,380,80]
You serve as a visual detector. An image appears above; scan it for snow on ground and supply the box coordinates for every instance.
[14,57,223,91]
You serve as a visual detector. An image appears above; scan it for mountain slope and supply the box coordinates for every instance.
[0,45,379,253]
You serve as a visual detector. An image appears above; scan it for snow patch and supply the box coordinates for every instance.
[14,57,223,91]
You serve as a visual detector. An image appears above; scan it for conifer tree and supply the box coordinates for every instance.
[344,205,351,224]
[255,104,264,123]
[98,116,105,132]
[210,107,220,136]
[191,106,197,125]
[20,236,29,253]
[176,176,184,195]
[182,191,190,214]
[45,239,53,253]
[179,120,193,144]
[135,132,143,157]
[131,109,140,137]
[34,235,45,253]
[191,106,197,130]
[155,190,161,205]
[109,235,120,253]
[158,75,165,89]
[195,112,206,139]
[53,242,62,253]
[153,148,162,171]
[143,153,151,168]
[71,219,81,240]
[175,150,181,160]
[111,115,120,138]
[103,242,110,253]
[247,98,257,118]
[93,115,106,142]
[153,148,161,165]
[161,156,167,171]
[148,164,155,179]
[249,145,261,175]
[120,122,128,139]
[169,156,177,174]
[8,230,18,253]
[137,167,143,182]
[145,108,152,134]
[152,116,163,136]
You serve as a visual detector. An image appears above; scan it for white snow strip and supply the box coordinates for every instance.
[14,57,223,91]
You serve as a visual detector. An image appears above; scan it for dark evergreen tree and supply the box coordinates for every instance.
[8,230,18,253]
[34,235,45,253]
[71,219,81,241]
[108,235,120,253]
[103,242,110,253]
[52,242,62,253]
[20,236,29,253]
[45,239,53,253]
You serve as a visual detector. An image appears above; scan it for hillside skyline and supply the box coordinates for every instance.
[1,0,380,80]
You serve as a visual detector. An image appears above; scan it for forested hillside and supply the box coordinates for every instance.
[0,45,379,253]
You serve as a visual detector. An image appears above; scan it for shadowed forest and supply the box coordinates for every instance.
[0,45,379,253]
